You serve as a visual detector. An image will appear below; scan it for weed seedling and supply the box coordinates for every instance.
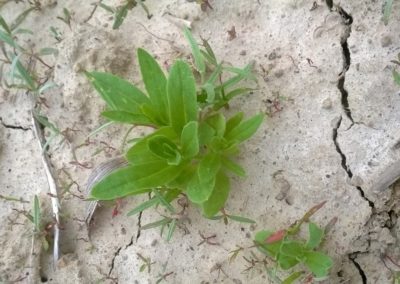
[253,201,333,283]
[86,28,263,239]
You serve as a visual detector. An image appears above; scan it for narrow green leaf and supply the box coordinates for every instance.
[202,82,215,103]
[306,222,324,250]
[0,15,11,34]
[39,47,59,56]
[393,70,400,86]
[202,171,230,218]
[383,0,393,25]
[227,215,256,224]
[304,251,333,278]
[102,110,153,125]
[225,112,244,134]
[10,7,35,31]
[137,48,168,124]
[183,27,206,78]
[11,55,36,90]
[166,219,176,241]
[282,271,304,284]
[224,113,263,144]
[113,4,129,29]
[127,197,158,216]
[33,195,40,232]
[221,157,246,177]
[0,30,19,49]
[181,121,199,158]
[153,189,176,213]
[201,38,218,65]
[225,87,253,101]
[91,160,185,200]
[141,218,171,230]
[85,71,150,113]
[88,121,114,137]
[167,60,198,133]
[38,81,57,94]
[13,28,33,35]
[98,3,115,13]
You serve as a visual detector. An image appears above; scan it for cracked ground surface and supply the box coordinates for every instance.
[0,0,400,283]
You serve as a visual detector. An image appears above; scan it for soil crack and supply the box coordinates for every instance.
[349,253,368,284]
[336,5,354,124]
[108,235,135,279]
[0,117,30,131]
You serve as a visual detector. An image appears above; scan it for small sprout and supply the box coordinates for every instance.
[57,8,72,28]
[137,253,155,273]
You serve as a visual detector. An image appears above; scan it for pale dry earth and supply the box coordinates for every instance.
[0,0,399,283]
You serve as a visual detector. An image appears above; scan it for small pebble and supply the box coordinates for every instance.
[322,98,332,109]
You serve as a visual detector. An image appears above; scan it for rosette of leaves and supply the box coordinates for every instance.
[86,28,263,226]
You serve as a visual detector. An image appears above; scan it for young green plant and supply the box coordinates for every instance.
[86,28,263,238]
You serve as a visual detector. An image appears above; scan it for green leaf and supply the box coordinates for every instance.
[153,189,176,213]
[183,27,206,78]
[147,135,182,165]
[254,231,283,258]
[137,48,168,124]
[181,121,199,158]
[141,218,171,230]
[279,254,300,270]
[393,70,400,86]
[98,3,115,13]
[202,82,215,103]
[221,157,246,177]
[224,113,263,144]
[198,121,215,146]
[282,271,304,284]
[127,197,158,216]
[304,251,333,278]
[113,4,129,29]
[205,113,225,137]
[225,112,244,134]
[306,222,324,250]
[227,215,256,224]
[166,219,176,241]
[383,0,393,25]
[39,47,59,56]
[225,87,253,101]
[202,171,230,217]
[102,110,153,125]
[198,153,221,182]
[85,71,150,113]
[167,60,198,133]
[11,55,36,90]
[0,30,20,49]
[10,7,35,31]
[187,173,216,204]
[91,160,185,200]
[33,195,40,232]
[126,127,178,164]
[280,241,305,259]
[0,15,11,34]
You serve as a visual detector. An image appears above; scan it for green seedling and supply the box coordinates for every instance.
[57,8,72,28]
[112,0,151,29]
[253,201,333,283]
[137,253,155,273]
[87,28,263,239]
[383,0,394,25]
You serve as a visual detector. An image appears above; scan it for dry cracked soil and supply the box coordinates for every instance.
[0,0,400,283]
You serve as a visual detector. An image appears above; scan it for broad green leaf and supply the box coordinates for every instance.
[187,173,216,204]
[167,165,196,190]
[127,197,158,216]
[225,112,244,134]
[147,135,181,165]
[167,60,198,133]
[137,48,168,124]
[205,113,225,137]
[140,103,164,126]
[198,153,221,182]
[198,121,215,146]
[280,241,305,259]
[181,121,199,158]
[255,230,281,258]
[202,171,230,217]
[227,215,256,224]
[282,271,304,284]
[0,15,11,34]
[304,251,333,278]
[183,27,206,78]
[33,195,40,232]
[85,71,150,113]
[91,160,185,200]
[224,113,263,144]
[306,222,324,250]
[279,254,300,270]
[126,127,178,164]
[102,110,153,125]
[221,157,246,177]
[393,70,400,86]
